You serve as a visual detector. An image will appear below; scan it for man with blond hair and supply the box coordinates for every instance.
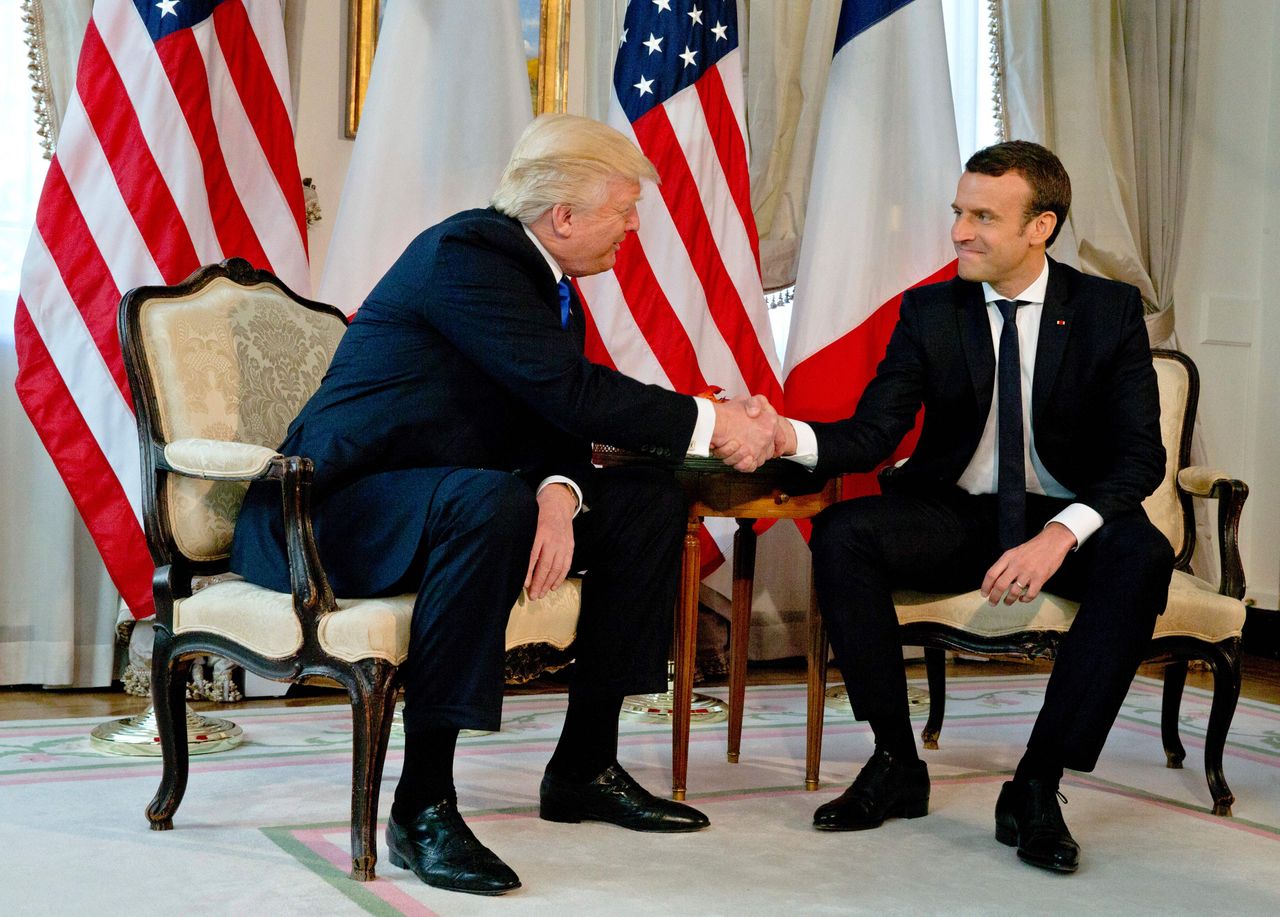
[232,114,776,895]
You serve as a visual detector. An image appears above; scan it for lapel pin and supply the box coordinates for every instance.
[1056,319,1066,326]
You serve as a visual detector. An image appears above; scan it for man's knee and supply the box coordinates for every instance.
[1092,514,1175,578]
[810,498,881,566]
[605,466,686,536]
[443,470,538,541]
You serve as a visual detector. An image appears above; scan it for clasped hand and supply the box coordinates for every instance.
[710,395,796,472]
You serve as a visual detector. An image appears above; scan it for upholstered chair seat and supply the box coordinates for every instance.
[174,576,581,665]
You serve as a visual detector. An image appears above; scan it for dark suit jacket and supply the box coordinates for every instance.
[809,259,1165,523]
[231,208,696,593]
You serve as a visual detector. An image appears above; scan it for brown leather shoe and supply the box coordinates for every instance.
[813,749,930,831]
[994,779,1081,873]
[386,798,521,895]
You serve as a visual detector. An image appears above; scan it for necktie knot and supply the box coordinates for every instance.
[996,298,1026,323]
[557,278,572,328]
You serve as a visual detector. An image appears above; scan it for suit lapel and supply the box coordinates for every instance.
[1032,259,1074,420]
[956,279,994,412]
[566,280,586,349]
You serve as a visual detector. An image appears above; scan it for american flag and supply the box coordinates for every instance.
[574,0,782,570]
[13,0,309,620]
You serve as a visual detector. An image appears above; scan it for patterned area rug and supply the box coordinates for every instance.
[2,675,1279,915]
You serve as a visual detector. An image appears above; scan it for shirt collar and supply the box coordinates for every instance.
[522,224,564,283]
[982,257,1050,305]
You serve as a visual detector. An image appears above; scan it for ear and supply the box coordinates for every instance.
[549,202,574,239]
[1027,210,1057,247]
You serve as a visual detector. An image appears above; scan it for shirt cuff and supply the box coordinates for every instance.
[1045,502,1103,549]
[781,419,819,469]
[687,397,716,456]
[537,476,584,517]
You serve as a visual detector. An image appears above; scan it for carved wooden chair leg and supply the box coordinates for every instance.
[147,641,191,831]
[921,647,947,749]
[1160,660,1189,768]
[1201,644,1242,817]
[345,660,399,881]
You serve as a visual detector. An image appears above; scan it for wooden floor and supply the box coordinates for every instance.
[3,654,1279,722]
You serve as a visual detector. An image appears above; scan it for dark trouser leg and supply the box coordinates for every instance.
[546,466,686,778]
[399,469,538,734]
[810,492,993,758]
[1025,510,1174,773]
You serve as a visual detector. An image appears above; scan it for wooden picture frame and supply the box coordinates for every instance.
[344,0,571,138]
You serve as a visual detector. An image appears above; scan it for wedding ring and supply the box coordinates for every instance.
[1014,581,1029,590]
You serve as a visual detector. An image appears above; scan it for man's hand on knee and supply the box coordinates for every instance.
[981,523,1077,605]
[526,484,577,600]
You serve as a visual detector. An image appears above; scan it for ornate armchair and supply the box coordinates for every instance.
[118,259,580,881]
[806,349,1248,815]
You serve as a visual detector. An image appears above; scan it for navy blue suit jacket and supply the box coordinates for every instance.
[231,208,696,593]
[809,259,1165,523]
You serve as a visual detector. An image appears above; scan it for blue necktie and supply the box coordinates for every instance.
[996,299,1027,550]
[557,278,572,328]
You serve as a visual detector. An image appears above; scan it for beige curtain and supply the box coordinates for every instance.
[22,0,305,157]
[741,0,842,290]
[998,0,1199,346]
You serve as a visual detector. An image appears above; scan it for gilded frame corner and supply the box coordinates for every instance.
[344,0,571,138]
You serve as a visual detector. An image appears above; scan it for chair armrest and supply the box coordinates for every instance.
[163,438,280,479]
[1176,465,1249,600]
[158,440,338,623]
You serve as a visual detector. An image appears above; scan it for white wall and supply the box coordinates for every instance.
[1173,0,1280,609]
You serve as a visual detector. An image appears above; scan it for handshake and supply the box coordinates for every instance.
[709,395,797,473]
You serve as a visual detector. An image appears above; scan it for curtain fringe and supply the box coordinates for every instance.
[987,0,1007,142]
[21,0,56,160]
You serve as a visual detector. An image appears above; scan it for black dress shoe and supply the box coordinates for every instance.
[813,748,930,831]
[386,798,521,895]
[994,779,1081,873]
[540,763,710,832]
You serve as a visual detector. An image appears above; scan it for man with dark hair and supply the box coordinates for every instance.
[766,140,1173,873]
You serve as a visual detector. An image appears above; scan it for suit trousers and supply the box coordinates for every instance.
[386,464,686,734]
[809,489,1174,772]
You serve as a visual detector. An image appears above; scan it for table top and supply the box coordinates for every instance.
[594,446,839,519]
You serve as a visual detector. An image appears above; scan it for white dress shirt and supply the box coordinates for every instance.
[784,258,1103,548]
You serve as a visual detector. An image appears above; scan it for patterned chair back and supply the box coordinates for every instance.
[130,266,346,563]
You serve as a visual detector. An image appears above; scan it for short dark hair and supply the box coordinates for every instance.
[965,140,1071,248]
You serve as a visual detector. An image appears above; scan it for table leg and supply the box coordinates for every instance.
[727,518,757,763]
[805,586,828,790]
[671,513,701,801]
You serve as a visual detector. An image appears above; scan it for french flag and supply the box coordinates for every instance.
[783,0,961,495]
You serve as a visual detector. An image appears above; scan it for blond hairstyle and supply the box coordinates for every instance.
[491,114,659,223]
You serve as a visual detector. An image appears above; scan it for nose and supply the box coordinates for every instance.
[624,208,640,233]
[951,214,973,244]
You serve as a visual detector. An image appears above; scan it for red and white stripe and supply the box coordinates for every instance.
[577,48,782,571]
[13,0,308,619]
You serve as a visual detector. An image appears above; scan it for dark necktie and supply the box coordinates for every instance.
[557,278,572,328]
[996,299,1027,550]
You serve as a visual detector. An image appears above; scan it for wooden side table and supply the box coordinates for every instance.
[597,450,839,799]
